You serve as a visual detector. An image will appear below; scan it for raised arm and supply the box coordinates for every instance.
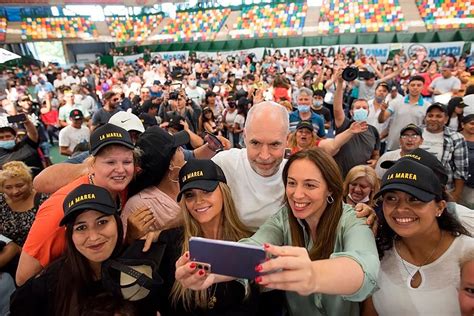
[333,67,347,129]
[318,121,368,156]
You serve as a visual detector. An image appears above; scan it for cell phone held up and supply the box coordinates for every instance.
[189,237,266,279]
[7,113,27,124]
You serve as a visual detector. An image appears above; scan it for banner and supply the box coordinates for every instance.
[397,42,465,60]
[340,44,391,62]
[151,51,189,61]
[113,53,144,65]
[194,48,265,62]
[268,46,340,58]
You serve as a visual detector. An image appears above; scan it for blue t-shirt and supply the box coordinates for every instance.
[289,111,326,137]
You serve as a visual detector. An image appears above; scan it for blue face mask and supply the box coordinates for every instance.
[353,108,369,121]
[0,140,16,150]
[297,105,311,113]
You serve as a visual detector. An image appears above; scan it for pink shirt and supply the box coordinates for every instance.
[121,186,180,234]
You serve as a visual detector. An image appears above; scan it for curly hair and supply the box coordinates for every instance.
[0,161,33,188]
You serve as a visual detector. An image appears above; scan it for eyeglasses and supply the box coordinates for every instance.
[400,134,420,139]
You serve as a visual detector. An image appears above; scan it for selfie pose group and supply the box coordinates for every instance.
[1,48,474,316]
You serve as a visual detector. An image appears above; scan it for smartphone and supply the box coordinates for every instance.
[7,113,27,124]
[189,237,266,279]
[204,132,224,153]
[284,148,292,159]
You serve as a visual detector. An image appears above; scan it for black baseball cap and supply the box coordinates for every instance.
[90,123,134,156]
[60,184,117,226]
[136,125,189,175]
[380,148,448,186]
[448,96,467,109]
[400,123,422,136]
[426,102,448,115]
[177,159,227,202]
[462,113,474,124]
[375,159,443,202]
[69,109,84,120]
[296,120,314,132]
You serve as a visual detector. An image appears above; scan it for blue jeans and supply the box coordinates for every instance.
[0,272,15,316]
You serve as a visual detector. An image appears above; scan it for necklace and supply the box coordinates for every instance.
[396,231,444,287]
[207,283,218,309]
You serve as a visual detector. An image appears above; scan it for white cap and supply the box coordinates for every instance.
[108,110,145,133]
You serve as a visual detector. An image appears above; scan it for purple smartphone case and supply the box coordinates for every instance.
[189,237,266,279]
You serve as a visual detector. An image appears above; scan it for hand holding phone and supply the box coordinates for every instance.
[204,132,224,153]
[189,237,266,279]
[7,113,27,124]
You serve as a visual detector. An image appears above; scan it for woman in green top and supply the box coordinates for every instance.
[176,148,380,315]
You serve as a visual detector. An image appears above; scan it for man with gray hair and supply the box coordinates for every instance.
[289,87,326,137]
[212,101,289,230]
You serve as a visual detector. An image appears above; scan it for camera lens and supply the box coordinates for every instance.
[342,67,359,82]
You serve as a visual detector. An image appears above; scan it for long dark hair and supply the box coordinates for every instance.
[446,97,464,131]
[376,191,471,259]
[282,149,344,260]
[54,213,124,316]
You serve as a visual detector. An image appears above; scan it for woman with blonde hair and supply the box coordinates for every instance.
[155,159,258,315]
[343,165,380,207]
[0,161,48,275]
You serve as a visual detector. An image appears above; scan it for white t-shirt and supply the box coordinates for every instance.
[367,99,390,135]
[420,130,444,161]
[373,234,474,316]
[58,125,90,153]
[212,148,286,230]
[185,86,206,106]
[375,149,401,179]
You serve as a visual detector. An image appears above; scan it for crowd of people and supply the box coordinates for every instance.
[0,46,473,315]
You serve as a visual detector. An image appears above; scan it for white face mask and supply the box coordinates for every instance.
[348,193,370,203]
[188,80,197,88]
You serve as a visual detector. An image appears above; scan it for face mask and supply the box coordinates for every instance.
[188,80,197,88]
[0,140,16,150]
[352,108,368,121]
[235,85,243,91]
[375,96,385,103]
[297,105,311,113]
[348,193,370,203]
[313,100,323,108]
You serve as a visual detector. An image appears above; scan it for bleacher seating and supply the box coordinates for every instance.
[0,17,6,42]
[319,0,406,34]
[416,0,474,30]
[231,3,307,39]
[106,15,162,43]
[158,8,230,43]
[21,17,98,40]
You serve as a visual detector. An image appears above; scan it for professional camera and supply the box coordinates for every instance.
[342,67,375,81]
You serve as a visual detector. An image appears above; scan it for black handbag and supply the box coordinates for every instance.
[102,240,166,301]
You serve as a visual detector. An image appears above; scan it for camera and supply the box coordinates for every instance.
[169,91,179,100]
[342,67,375,82]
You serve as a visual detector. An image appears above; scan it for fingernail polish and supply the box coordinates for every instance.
[255,264,262,272]
[264,243,270,249]
[255,276,262,283]
[190,263,196,269]
[185,252,189,259]
[198,269,205,276]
